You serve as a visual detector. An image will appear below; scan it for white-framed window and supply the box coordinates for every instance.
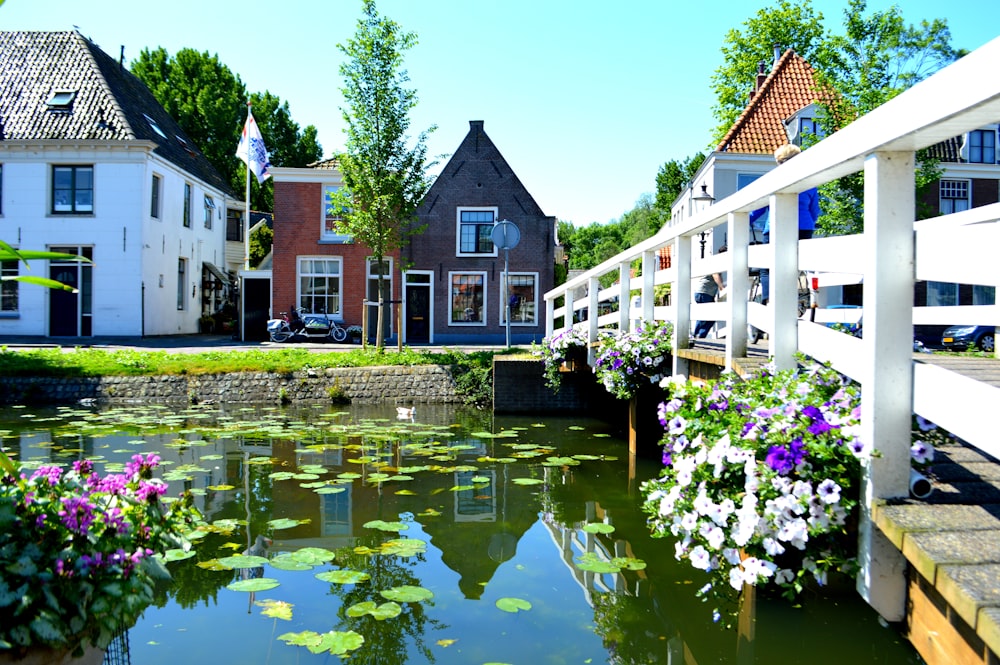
[52,165,93,213]
[737,173,761,190]
[150,174,161,219]
[968,129,997,164]
[1,259,18,314]
[449,271,487,325]
[182,183,192,227]
[204,195,215,229]
[939,179,970,214]
[177,258,187,310]
[456,208,498,256]
[299,257,342,317]
[500,272,538,325]
[323,186,352,243]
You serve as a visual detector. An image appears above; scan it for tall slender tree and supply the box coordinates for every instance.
[332,0,435,349]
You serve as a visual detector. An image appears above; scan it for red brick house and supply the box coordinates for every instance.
[402,120,556,345]
[270,161,400,339]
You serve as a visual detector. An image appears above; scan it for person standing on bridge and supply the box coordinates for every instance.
[750,144,820,303]
[693,245,727,338]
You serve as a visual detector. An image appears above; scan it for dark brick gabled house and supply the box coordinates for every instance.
[402,120,556,345]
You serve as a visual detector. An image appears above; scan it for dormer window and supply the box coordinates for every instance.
[144,114,167,139]
[967,129,997,164]
[784,104,824,146]
[46,90,76,111]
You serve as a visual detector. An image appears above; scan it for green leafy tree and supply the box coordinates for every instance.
[249,222,274,268]
[131,49,322,211]
[654,153,706,217]
[332,0,435,350]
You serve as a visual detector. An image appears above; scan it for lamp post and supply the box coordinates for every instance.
[692,183,715,258]
[491,219,521,348]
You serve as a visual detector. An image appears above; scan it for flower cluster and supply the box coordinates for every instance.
[0,451,201,657]
[592,321,673,400]
[534,327,590,392]
[642,361,950,613]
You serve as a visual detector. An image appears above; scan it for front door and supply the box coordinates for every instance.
[405,272,431,344]
[49,264,79,336]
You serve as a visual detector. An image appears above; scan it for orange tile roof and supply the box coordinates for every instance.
[716,49,831,154]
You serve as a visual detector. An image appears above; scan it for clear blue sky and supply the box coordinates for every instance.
[2,0,997,225]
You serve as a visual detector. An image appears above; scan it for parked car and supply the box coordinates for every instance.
[941,325,995,352]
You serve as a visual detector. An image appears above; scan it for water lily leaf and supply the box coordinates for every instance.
[418,508,441,517]
[337,472,362,480]
[291,547,336,564]
[437,638,458,647]
[314,486,346,495]
[573,454,603,460]
[268,517,310,530]
[256,599,293,620]
[380,585,434,603]
[269,556,313,571]
[196,559,231,571]
[298,464,327,474]
[387,474,414,482]
[593,433,611,438]
[394,489,417,496]
[449,485,475,492]
[227,577,280,592]
[367,473,390,482]
[346,600,402,620]
[207,484,235,491]
[568,425,586,430]
[364,520,408,533]
[201,454,224,460]
[613,556,647,571]
[531,423,546,428]
[512,478,543,486]
[246,457,273,465]
[380,539,426,557]
[315,569,370,585]
[582,523,616,534]
[291,473,319,481]
[543,456,580,466]
[470,431,497,438]
[277,630,364,655]
[471,476,491,483]
[161,548,196,562]
[217,555,268,569]
[269,471,295,480]
[495,597,532,613]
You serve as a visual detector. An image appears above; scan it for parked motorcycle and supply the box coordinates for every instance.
[267,306,348,343]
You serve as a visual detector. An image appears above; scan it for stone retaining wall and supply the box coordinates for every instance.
[0,365,461,406]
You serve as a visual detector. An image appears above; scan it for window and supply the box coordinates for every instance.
[177,258,187,310]
[183,183,192,227]
[323,186,352,242]
[299,258,342,316]
[150,174,161,219]
[457,209,497,255]
[450,272,486,325]
[204,195,215,229]
[1,260,18,314]
[926,281,958,307]
[501,273,537,325]
[143,113,167,139]
[46,90,76,111]
[52,166,93,213]
[226,209,243,242]
[939,179,970,214]
[968,129,997,164]
[737,173,761,190]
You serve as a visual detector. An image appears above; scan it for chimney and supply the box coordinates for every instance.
[469,120,484,131]
[749,61,768,102]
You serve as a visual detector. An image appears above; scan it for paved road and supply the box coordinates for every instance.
[0,334,512,355]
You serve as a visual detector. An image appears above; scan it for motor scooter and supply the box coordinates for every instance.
[267,306,347,342]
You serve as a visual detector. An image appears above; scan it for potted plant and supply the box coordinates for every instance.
[0,451,201,663]
[641,360,948,617]
[591,321,674,400]
[534,327,589,392]
[345,325,363,344]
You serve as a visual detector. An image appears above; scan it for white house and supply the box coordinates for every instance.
[0,30,239,337]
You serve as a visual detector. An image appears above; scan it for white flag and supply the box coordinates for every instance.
[236,111,271,184]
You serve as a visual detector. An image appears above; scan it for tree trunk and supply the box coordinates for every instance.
[375,271,386,351]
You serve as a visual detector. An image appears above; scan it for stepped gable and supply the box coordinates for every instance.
[0,30,232,195]
[716,49,829,155]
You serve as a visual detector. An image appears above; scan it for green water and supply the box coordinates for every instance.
[1,402,922,665]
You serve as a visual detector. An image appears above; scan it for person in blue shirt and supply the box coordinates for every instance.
[750,144,820,303]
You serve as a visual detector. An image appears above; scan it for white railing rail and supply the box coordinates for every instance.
[544,36,1000,622]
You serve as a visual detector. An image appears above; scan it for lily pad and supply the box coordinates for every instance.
[256,599,293,620]
[582,523,616,534]
[217,555,268,569]
[277,630,364,655]
[160,548,196,562]
[315,569,370,585]
[380,539,427,557]
[512,478,543,486]
[380,585,434,603]
[363,519,408,533]
[268,556,313,572]
[345,600,402,620]
[267,517,310,530]
[227,577,280,592]
[495,597,532,613]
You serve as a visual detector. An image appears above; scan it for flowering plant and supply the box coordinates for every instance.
[534,326,589,391]
[641,360,947,614]
[0,450,201,657]
[592,321,673,400]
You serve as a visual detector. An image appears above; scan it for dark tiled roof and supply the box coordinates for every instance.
[308,158,340,170]
[717,49,831,154]
[924,135,963,162]
[0,30,233,195]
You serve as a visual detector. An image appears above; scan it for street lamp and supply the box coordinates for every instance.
[692,184,715,258]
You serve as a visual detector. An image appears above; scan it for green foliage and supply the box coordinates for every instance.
[655,153,706,215]
[249,222,273,267]
[130,48,322,211]
[333,0,435,349]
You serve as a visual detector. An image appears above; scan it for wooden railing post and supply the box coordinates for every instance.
[641,250,656,327]
[857,150,915,623]
[673,237,691,379]
[727,211,749,365]
[769,193,798,371]
[587,276,600,365]
[618,261,631,332]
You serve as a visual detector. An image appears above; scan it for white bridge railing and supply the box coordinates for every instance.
[543,36,1000,622]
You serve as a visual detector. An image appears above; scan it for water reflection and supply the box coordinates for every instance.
[0,403,921,665]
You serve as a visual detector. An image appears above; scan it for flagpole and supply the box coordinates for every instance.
[244,102,252,271]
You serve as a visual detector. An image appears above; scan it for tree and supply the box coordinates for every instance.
[654,153,706,217]
[249,223,273,268]
[332,0,435,350]
[131,49,323,211]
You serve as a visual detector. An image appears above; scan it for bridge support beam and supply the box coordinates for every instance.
[857,150,915,622]
[769,193,799,371]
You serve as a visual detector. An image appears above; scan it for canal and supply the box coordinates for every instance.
[1,402,922,664]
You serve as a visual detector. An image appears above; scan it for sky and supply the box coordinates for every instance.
[2,0,997,226]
